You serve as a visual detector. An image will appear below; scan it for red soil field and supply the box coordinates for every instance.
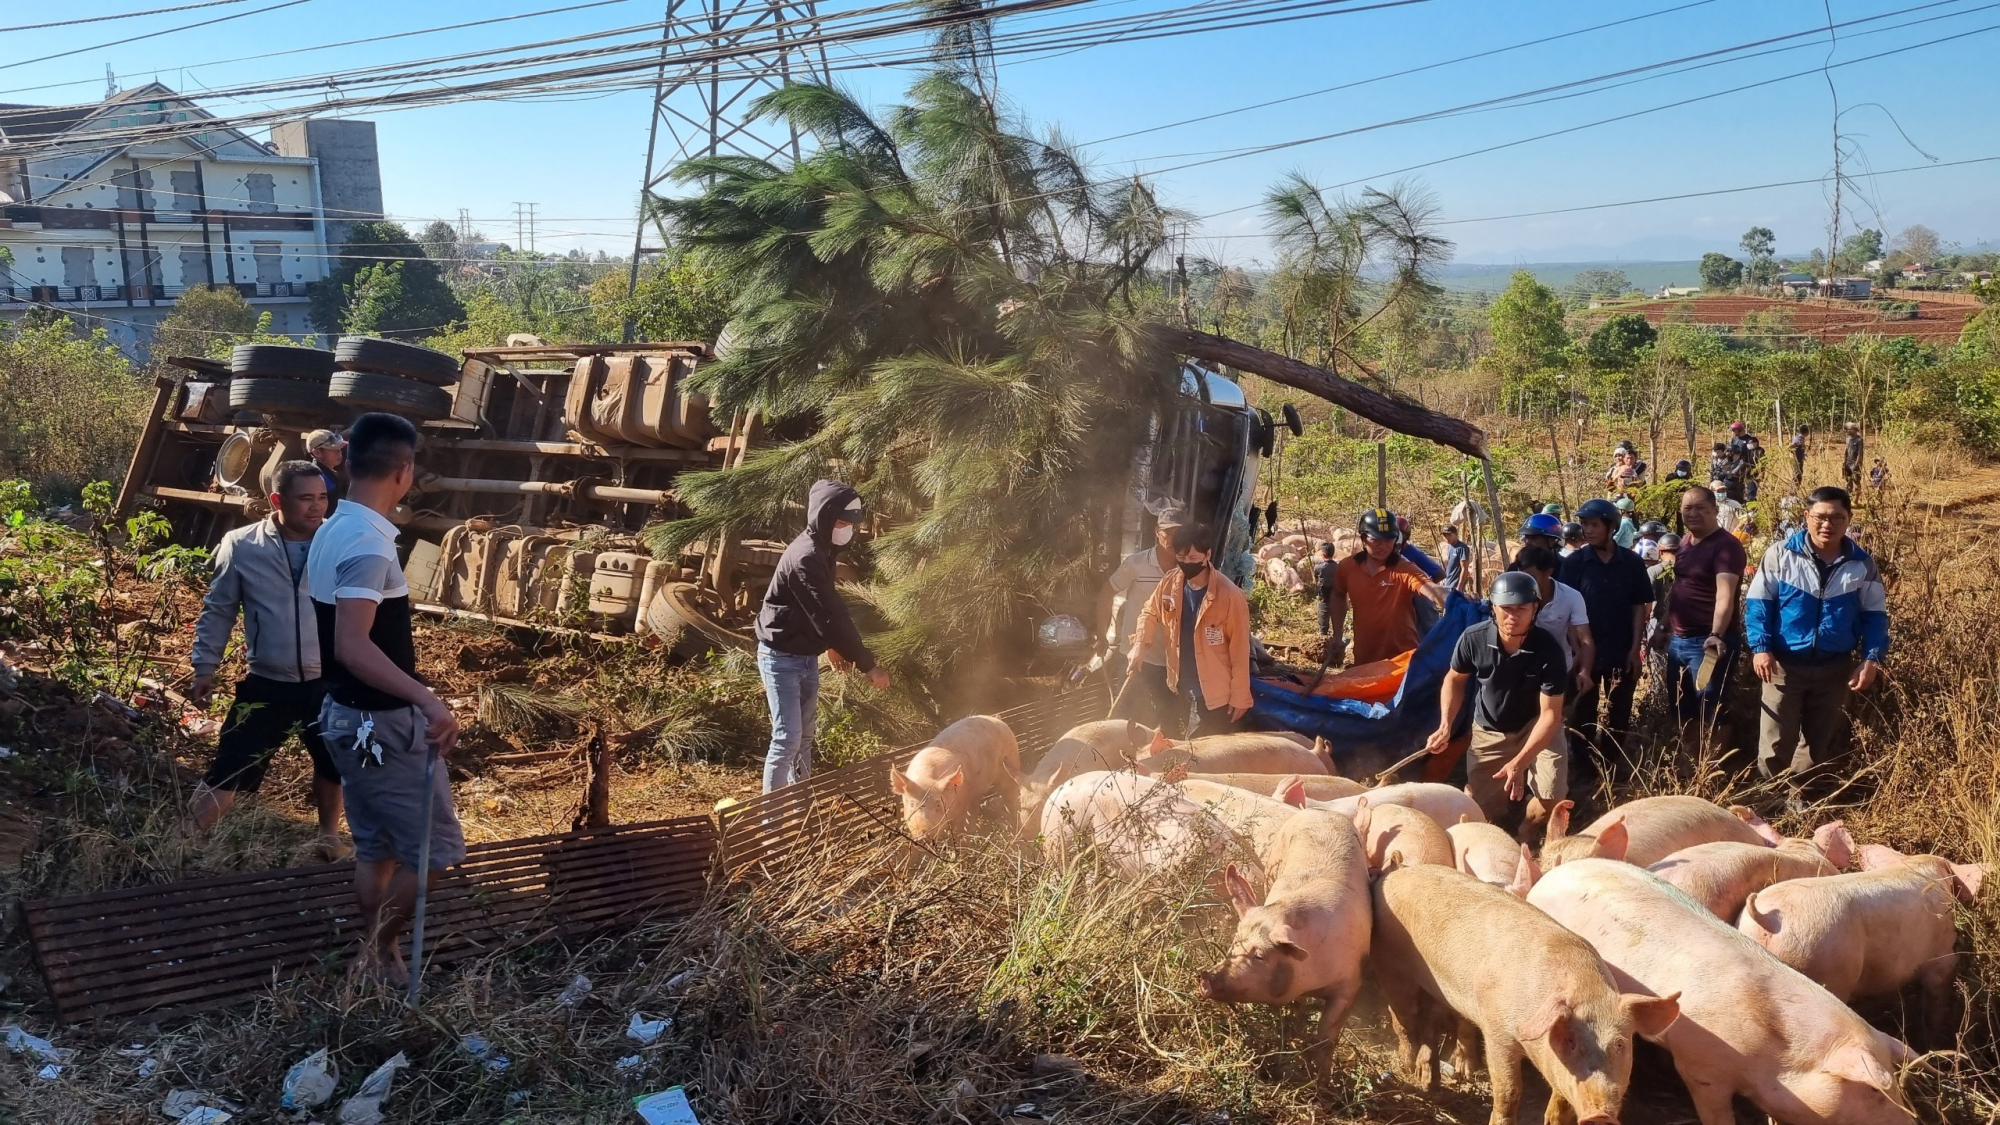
[1588,295,1978,343]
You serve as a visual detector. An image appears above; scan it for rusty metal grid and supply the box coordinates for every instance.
[22,682,1107,1025]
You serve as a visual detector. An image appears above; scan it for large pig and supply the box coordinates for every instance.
[1176,779,1299,859]
[1037,770,1235,879]
[1540,796,1780,868]
[1372,865,1682,1125]
[1183,772,1366,802]
[1315,782,1485,829]
[1199,809,1372,1079]
[1352,797,1454,872]
[1449,820,1539,896]
[1650,822,1854,921]
[1130,729,1333,777]
[1738,848,1986,1042]
[1529,859,1915,1125]
[891,715,1021,840]
[1015,720,1157,835]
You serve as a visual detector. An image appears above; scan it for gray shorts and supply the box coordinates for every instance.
[319,699,465,870]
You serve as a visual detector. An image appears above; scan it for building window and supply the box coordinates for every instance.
[169,170,201,212]
[252,241,283,285]
[244,173,276,213]
[61,246,99,288]
[113,167,154,211]
[178,246,211,288]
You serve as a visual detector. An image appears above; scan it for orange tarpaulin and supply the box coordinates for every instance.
[1263,649,1412,706]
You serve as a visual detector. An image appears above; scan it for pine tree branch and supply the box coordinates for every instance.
[1147,324,1489,457]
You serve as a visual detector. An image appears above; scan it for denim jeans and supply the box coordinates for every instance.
[1666,633,1735,726]
[758,643,821,793]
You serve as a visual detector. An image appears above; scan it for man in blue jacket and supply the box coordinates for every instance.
[1744,486,1888,779]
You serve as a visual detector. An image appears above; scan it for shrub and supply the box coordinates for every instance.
[0,318,149,500]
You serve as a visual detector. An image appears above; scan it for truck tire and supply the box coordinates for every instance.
[230,344,336,380]
[335,337,460,386]
[229,377,336,417]
[328,371,453,421]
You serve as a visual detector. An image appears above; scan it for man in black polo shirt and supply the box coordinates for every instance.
[308,412,462,986]
[1426,572,1569,836]
[1558,496,1655,780]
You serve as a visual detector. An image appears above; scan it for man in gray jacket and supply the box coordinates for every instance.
[188,461,345,855]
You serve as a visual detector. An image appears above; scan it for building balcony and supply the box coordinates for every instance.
[0,282,318,305]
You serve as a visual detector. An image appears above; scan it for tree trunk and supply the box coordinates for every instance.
[1151,325,1488,457]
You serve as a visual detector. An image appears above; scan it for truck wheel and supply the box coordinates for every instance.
[335,337,461,386]
[229,377,336,417]
[230,344,336,380]
[328,371,454,421]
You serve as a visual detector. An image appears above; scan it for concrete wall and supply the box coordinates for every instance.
[271,118,382,249]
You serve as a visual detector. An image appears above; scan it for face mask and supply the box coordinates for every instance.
[831,524,856,546]
[1178,560,1208,580]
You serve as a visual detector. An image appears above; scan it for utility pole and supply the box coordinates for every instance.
[621,0,837,340]
[456,208,472,246]
[514,203,527,253]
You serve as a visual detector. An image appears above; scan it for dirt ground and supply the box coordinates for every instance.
[1588,294,1978,342]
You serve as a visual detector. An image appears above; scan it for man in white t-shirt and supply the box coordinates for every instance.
[1097,503,1185,727]
[1515,545,1595,695]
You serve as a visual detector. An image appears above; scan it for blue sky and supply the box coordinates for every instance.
[5,0,1994,273]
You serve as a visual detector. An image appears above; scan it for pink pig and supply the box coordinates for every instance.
[890,715,1021,840]
[1541,796,1780,868]
[1649,822,1855,920]
[1529,858,1915,1125]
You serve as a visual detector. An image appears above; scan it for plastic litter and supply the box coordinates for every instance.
[625,1013,671,1045]
[4,1024,75,1063]
[459,1034,511,1073]
[632,1085,701,1124]
[180,714,222,738]
[663,968,699,992]
[138,1058,159,1079]
[116,1042,148,1058]
[557,973,594,1007]
[335,1051,408,1125]
[36,1063,61,1080]
[615,1054,644,1073]
[163,1089,241,1119]
[0,746,13,759]
[281,1048,340,1110]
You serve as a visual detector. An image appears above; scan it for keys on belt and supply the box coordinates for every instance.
[354,716,384,768]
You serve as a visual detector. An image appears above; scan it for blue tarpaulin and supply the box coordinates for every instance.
[1250,590,1483,769]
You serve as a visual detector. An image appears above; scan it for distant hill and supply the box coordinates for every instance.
[1433,260,1702,297]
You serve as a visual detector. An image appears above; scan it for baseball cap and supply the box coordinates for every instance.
[1153,502,1187,529]
[305,428,346,452]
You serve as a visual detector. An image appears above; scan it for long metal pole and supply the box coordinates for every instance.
[623,2,678,343]
[405,748,439,1006]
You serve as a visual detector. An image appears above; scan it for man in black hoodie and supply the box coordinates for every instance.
[755,479,889,791]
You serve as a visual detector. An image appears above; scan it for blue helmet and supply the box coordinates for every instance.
[1517,512,1562,540]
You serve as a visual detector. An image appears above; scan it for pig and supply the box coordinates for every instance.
[1738,849,1987,1043]
[1649,822,1855,921]
[1351,797,1454,872]
[1130,728,1333,777]
[1372,865,1682,1125]
[1015,719,1157,835]
[1315,782,1485,829]
[1449,820,1540,896]
[890,715,1021,840]
[1199,808,1372,1079]
[1540,796,1780,868]
[1183,772,1366,802]
[1529,858,1915,1125]
[1037,770,1235,880]
[1176,779,1299,860]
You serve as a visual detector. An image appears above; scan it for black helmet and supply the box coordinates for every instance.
[1576,497,1621,524]
[1561,521,1584,542]
[1640,520,1669,537]
[1359,508,1398,540]
[1489,571,1541,607]
[1675,459,1693,473]
[1658,533,1681,552]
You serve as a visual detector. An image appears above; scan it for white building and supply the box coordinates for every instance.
[0,83,381,354]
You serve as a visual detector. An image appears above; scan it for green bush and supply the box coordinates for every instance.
[0,319,150,501]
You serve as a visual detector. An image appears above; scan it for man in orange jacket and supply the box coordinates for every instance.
[1127,522,1254,737]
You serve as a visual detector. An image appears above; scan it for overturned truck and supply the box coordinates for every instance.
[117,338,1288,661]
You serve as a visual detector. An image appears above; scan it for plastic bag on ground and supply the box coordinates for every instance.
[163,1089,241,1119]
[460,1033,511,1073]
[180,1110,234,1125]
[557,974,593,1007]
[336,1052,408,1125]
[4,1023,74,1064]
[281,1048,339,1110]
[626,1013,671,1045]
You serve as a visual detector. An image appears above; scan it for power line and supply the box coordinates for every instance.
[0,0,255,34]
[0,0,318,75]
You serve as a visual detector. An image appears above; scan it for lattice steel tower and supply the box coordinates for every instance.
[622,0,831,337]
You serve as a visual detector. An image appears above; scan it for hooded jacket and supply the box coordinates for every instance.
[755,479,876,670]
[1744,530,1889,664]
[191,516,322,683]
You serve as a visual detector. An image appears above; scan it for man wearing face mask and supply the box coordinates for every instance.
[1127,523,1253,737]
[755,480,890,792]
